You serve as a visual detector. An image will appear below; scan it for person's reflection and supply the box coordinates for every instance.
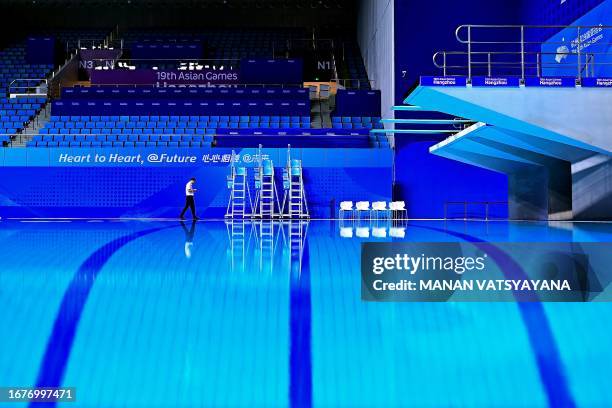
[181,220,196,259]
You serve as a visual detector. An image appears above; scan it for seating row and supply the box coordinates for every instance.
[41,128,216,135]
[61,87,309,100]
[49,115,310,122]
[332,116,381,124]
[0,98,46,104]
[51,100,311,116]
[1,113,36,120]
[215,135,371,148]
[37,128,366,137]
[33,134,214,142]
[27,141,214,148]
[215,128,370,136]
[41,123,312,133]
[332,123,382,130]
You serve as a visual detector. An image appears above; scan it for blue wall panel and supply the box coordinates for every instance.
[0,148,392,219]
[520,0,607,27]
[394,139,508,219]
[392,0,513,218]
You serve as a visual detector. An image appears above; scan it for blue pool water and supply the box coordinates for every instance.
[1,219,612,407]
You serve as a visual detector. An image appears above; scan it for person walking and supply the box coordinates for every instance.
[180,177,199,220]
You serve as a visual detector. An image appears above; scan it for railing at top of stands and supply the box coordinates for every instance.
[84,57,240,71]
[8,79,48,98]
[77,38,124,51]
[432,24,612,82]
[331,78,376,90]
[56,82,307,91]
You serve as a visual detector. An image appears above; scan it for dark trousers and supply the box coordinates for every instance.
[180,196,196,218]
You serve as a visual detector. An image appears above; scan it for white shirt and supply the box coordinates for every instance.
[185,181,195,196]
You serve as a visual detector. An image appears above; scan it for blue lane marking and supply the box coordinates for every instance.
[289,236,312,408]
[30,226,174,408]
[409,223,576,408]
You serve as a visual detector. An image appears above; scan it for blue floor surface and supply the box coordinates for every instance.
[0,219,611,407]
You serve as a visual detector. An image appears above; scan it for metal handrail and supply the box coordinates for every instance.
[8,78,49,97]
[433,50,601,77]
[331,78,376,90]
[435,24,612,81]
[60,82,306,89]
[455,24,612,43]
[444,200,509,221]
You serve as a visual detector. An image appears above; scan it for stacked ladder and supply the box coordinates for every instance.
[225,151,252,218]
[254,156,280,219]
[282,146,310,218]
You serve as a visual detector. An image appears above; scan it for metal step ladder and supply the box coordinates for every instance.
[225,151,252,218]
[253,148,280,219]
[281,146,310,218]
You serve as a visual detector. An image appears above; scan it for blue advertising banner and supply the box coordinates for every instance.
[471,77,521,87]
[524,77,576,87]
[0,148,392,219]
[541,0,612,78]
[90,69,240,85]
[420,76,467,87]
[581,77,612,87]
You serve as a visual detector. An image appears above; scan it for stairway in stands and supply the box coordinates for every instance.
[15,104,51,146]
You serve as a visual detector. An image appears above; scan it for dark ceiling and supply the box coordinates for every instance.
[0,0,358,45]
[0,0,355,8]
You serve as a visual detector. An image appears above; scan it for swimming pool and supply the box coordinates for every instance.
[1,219,611,407]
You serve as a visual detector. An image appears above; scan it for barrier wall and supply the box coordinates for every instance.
[333,90,381,117]
[0,147,392,218]
[61,87,309,100]
[26,36,56,65]
[240,58,304,84]
[131,42,203,59]
[51,100,311,116]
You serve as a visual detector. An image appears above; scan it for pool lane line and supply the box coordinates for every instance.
[30,225,177,408]
[407,223,576,408]
[289,233,312,408]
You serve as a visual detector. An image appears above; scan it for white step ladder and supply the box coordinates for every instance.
[225,151,252,219]
[253,147,281,219]
[281,146,310,218]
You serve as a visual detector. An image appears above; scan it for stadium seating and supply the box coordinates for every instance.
[12,27,380,149]
[331,116,383,130]
[0,43,53,145]
[123,28,308,64]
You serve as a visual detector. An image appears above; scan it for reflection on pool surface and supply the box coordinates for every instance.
[1,219,611,407]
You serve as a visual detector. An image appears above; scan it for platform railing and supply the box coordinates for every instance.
[444,201,509,221]
[433,25,612,82]
[8,79,48,98]
[331,78,376,90]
